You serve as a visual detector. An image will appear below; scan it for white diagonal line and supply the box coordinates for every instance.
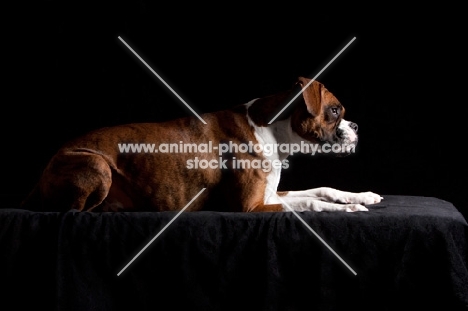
[267,188,357,275]
[117,36,207,124]
[268,37,356,124]
[117,187,206,276]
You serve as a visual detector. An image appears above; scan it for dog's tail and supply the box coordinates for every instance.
[20,183,43,211]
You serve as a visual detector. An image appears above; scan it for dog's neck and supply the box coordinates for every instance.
[247,113,304,161]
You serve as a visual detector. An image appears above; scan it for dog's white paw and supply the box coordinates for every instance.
[338,191,383,205]
[344,203,369,212]
[308,201,369,212]
[359,192,383,204]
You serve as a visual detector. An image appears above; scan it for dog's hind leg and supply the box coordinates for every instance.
[39,150,112,211]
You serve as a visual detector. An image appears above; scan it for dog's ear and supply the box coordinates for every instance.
[297,77,322,117]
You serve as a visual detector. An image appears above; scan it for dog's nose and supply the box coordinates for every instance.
[349,122,358,133]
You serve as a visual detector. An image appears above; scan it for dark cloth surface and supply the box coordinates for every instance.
[1,195,467,310]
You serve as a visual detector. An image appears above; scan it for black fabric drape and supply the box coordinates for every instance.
[1,195,467,310]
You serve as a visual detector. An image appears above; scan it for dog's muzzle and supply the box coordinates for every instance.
[335,120,358,156]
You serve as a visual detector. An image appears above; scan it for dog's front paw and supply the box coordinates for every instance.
[360,191,383,204]
[333,191,383,205]
[344,203,369,212]
[349,192,383,205]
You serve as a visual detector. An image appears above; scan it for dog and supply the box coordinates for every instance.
[21,77,382,213]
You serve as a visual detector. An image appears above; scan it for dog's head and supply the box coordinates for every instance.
[246,76,358,156]
[290,77,358,154]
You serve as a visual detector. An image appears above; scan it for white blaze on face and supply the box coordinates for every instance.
[338,119,358,144]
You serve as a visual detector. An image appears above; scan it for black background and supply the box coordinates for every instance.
[4,2,467,220]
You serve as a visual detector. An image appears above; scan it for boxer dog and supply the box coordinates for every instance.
[21,77,382,213]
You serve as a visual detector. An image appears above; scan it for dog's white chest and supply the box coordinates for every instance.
[245,100,293,205]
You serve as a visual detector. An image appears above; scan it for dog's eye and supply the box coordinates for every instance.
[331,107,339,115]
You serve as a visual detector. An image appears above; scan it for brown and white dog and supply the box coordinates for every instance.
[22,77,382,213]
